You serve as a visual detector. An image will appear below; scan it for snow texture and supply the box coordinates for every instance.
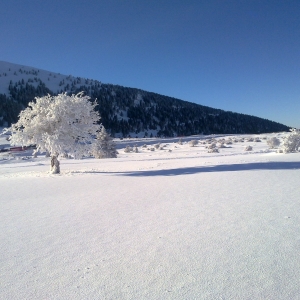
[1,132,300,299]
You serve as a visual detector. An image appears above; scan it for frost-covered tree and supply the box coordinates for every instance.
[206,143,217,149]
[208,148,219,153]
[4,92,100,173]
[91,125,117,158]
[244,145,253,151]
[189,140,198,147]
[124,145,133,153]
[267,136,280,149]
[282,128,300,153]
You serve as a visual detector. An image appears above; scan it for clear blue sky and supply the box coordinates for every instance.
[1,0,299,128]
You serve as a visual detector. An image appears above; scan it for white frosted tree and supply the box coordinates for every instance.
[282,128,300,153]
[91,125,117,159]
[189,140,198,147]
[4,92,100,173]
[267,136,280,149]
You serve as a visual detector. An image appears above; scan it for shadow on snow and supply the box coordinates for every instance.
[116,161,300,177]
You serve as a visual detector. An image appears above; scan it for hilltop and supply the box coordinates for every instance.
[0,61,290,137]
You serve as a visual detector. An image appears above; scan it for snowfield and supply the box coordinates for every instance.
[1,133,300,299]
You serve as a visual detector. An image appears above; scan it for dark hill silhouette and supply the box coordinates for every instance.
[0,61,290,136]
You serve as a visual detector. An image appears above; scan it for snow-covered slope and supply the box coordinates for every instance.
[0,60,101,95]
[1,132,300,299]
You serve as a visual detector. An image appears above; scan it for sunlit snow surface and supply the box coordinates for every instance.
[1,133,300,299]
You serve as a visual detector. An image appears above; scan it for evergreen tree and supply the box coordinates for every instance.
[91,125,118,159]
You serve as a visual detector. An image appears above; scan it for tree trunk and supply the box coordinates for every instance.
[32,149,38,158]
[50,155,60,174]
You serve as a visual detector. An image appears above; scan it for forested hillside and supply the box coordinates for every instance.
[0,61,290,137]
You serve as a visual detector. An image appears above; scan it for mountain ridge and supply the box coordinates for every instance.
[0,61,290,137]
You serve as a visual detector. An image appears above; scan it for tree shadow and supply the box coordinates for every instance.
[116,161,300,177]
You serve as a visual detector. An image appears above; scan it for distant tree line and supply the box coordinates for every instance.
[0,78,290,136]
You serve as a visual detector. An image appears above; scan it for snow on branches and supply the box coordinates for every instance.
[91,125,118,159]
[282,128,300,153]
[267,136,280,149]
[5,92,101,172]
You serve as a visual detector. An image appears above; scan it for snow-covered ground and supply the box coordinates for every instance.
[1,132,300,299]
